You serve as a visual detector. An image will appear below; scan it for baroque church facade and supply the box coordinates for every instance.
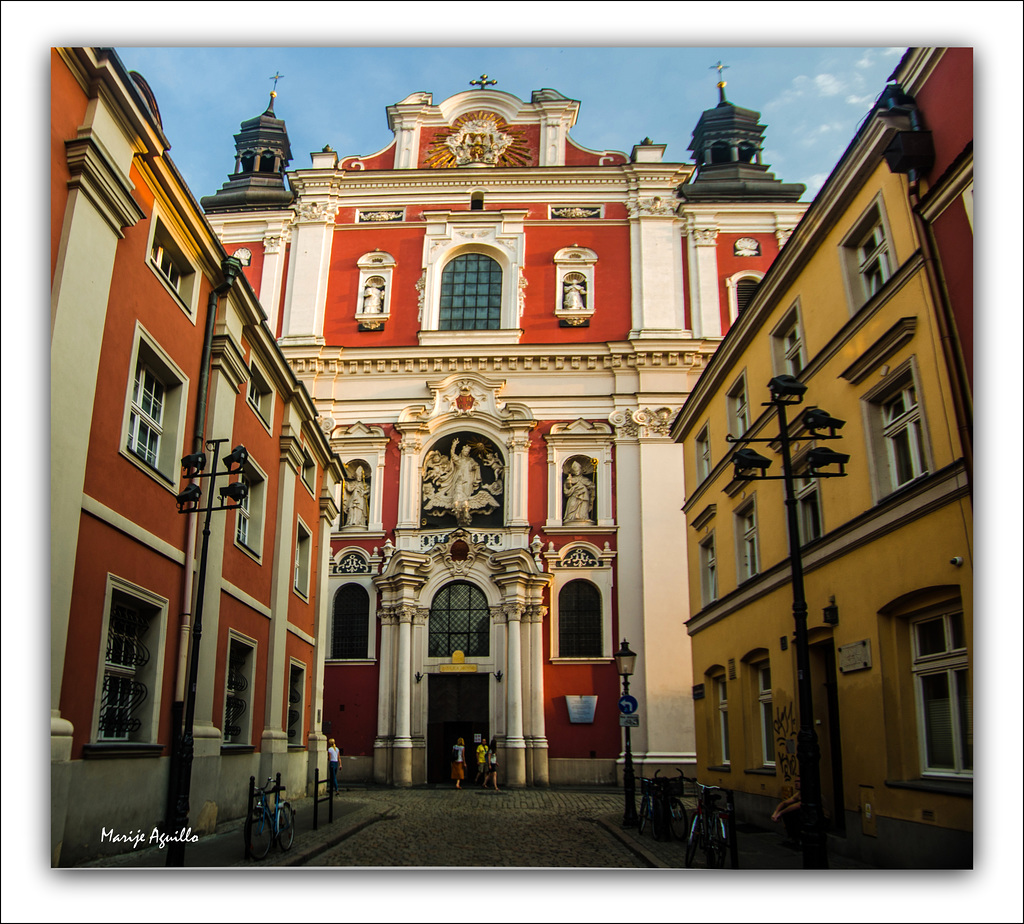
[202,77,807,787]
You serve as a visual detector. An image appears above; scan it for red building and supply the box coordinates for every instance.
[50,47,340,866]
[202,75,807,787]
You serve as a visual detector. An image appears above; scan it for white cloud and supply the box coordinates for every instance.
[814,73,843,97]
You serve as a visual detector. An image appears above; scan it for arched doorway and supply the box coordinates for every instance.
[425,581,491,783]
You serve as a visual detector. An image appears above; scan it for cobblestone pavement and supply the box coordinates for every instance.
[310,787,641,868]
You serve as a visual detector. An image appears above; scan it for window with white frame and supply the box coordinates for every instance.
[735,500,759,582]
[717,677,730,765]
[772,304,805,377]
[864,366,929,497]
[699,534,718,606]
[727,374,750,437]
[148,216,197,315]
[794,467,823,545]
[294,519,312,598]
[234,459,266,557]
[247,360,273,426]
[757,662,774,767]
[223,637,255,744]
[122,326,188,485]
[882,382,926,489]
[913,612,971,777]
[95,581,165,744]
[842,200,893,308]
[695,425,712,484]
[287,663,305,745]
[301,447,317,494]
[331,583,371,659]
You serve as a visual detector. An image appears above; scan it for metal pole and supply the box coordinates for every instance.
[167,440,222,867]
[774,398,828,869]
[621,673,638,827]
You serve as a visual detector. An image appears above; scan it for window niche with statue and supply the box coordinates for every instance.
[562,455,597,525]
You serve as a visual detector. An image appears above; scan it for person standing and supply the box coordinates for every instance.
[475,739,489,786]
[451,737,466,790]
[484,738,500,792]
[327,738,340,794]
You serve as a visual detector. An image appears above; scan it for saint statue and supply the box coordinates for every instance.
[563,460,595,524]
[563,278,586,310]
[362,280,384,313]
[343,466,369,527]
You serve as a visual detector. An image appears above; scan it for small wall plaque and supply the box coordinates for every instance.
[838,639,872,673]
[565,695,598,724]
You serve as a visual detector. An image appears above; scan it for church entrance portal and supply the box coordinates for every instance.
[427,674,489,784]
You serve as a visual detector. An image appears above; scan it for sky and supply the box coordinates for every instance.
[114,46,904,203]
[8,3,1024,921]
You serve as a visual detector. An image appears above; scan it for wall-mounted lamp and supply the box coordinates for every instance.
[823,598,839,626]
[494,671,503,683]
[415,672,424,684]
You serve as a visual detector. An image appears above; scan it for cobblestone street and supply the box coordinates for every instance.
[311,788,641,868]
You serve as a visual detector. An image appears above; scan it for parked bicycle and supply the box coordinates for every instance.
[249,776,294,859]
[685,780,731,868]
[637,770,689,842]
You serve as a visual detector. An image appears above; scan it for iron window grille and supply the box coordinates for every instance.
[331,583,370,659]
[558,579,602,658]
[439,253,502,331]
[98,600,151,740]
[428,581,490,657]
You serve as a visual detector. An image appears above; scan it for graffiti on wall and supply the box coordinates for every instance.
[774,702,798,782]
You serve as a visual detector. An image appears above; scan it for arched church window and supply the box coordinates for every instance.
[429,581,490,657]
[558,580,602,658]
[439,253,502,331]
[331,583,370,659]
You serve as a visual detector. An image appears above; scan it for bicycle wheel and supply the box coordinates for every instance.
[250,808,273,859]
[706,816,727,869]
[277,802,295,851]
[638,794,650,835]
[670,798,690,841]
[684,813,702,868]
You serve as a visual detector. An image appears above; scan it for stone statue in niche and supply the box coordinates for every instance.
[422,436,504,527]
[343,464,370,527]
[362,277,385,313]
[562,458,596,525]
[562,274,587,310]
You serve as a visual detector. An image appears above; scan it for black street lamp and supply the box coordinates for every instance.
[727,374,848,870]
[614,639,638,828]
[166,438,248,867]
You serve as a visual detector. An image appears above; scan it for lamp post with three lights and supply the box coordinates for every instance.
[727,374,849,870]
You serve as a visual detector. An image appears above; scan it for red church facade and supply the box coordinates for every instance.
[203,78,807,787]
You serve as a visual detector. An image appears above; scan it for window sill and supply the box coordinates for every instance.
[83,742,164,759]
[744,766,777,776]
[885,777,973,798]
[120,446,177,493]
[418,329,523,347]
[325,658,376,665]
[221,744,255,755]
[550,657,613,665]
[706,764,731,773]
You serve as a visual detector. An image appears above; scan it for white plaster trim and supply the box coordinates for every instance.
[221,579,272,619]
[81,493,186,564]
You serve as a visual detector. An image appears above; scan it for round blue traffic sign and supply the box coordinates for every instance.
[618,695,638,715]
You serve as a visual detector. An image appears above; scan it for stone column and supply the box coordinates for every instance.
[373,608,396,783]
[504,603,527,787]
[527,605,549,786]
[259,231,288,334]
[393,605,415,787]
[395,432,423,532]
[506,433,531,527]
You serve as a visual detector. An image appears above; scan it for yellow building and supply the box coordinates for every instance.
[671,49,972,868]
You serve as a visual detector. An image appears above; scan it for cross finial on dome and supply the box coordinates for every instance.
[710,60,729,104]
[470,74,497,90]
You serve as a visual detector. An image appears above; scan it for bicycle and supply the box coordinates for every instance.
[638,770,689,842]
[249,777,294,859]
[685,781,730,868]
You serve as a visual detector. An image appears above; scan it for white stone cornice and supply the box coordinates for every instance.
[64,135,146,236]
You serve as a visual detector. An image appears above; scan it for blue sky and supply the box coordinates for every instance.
[115,45,904,202]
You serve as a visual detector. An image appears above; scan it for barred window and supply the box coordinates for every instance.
[439,253,502,331]
[331,583,370,659]
[429,581,490,657]
[98,596,152,741]
[558,580,602,658]
[223,638,254,744]
[288,664,304,743]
